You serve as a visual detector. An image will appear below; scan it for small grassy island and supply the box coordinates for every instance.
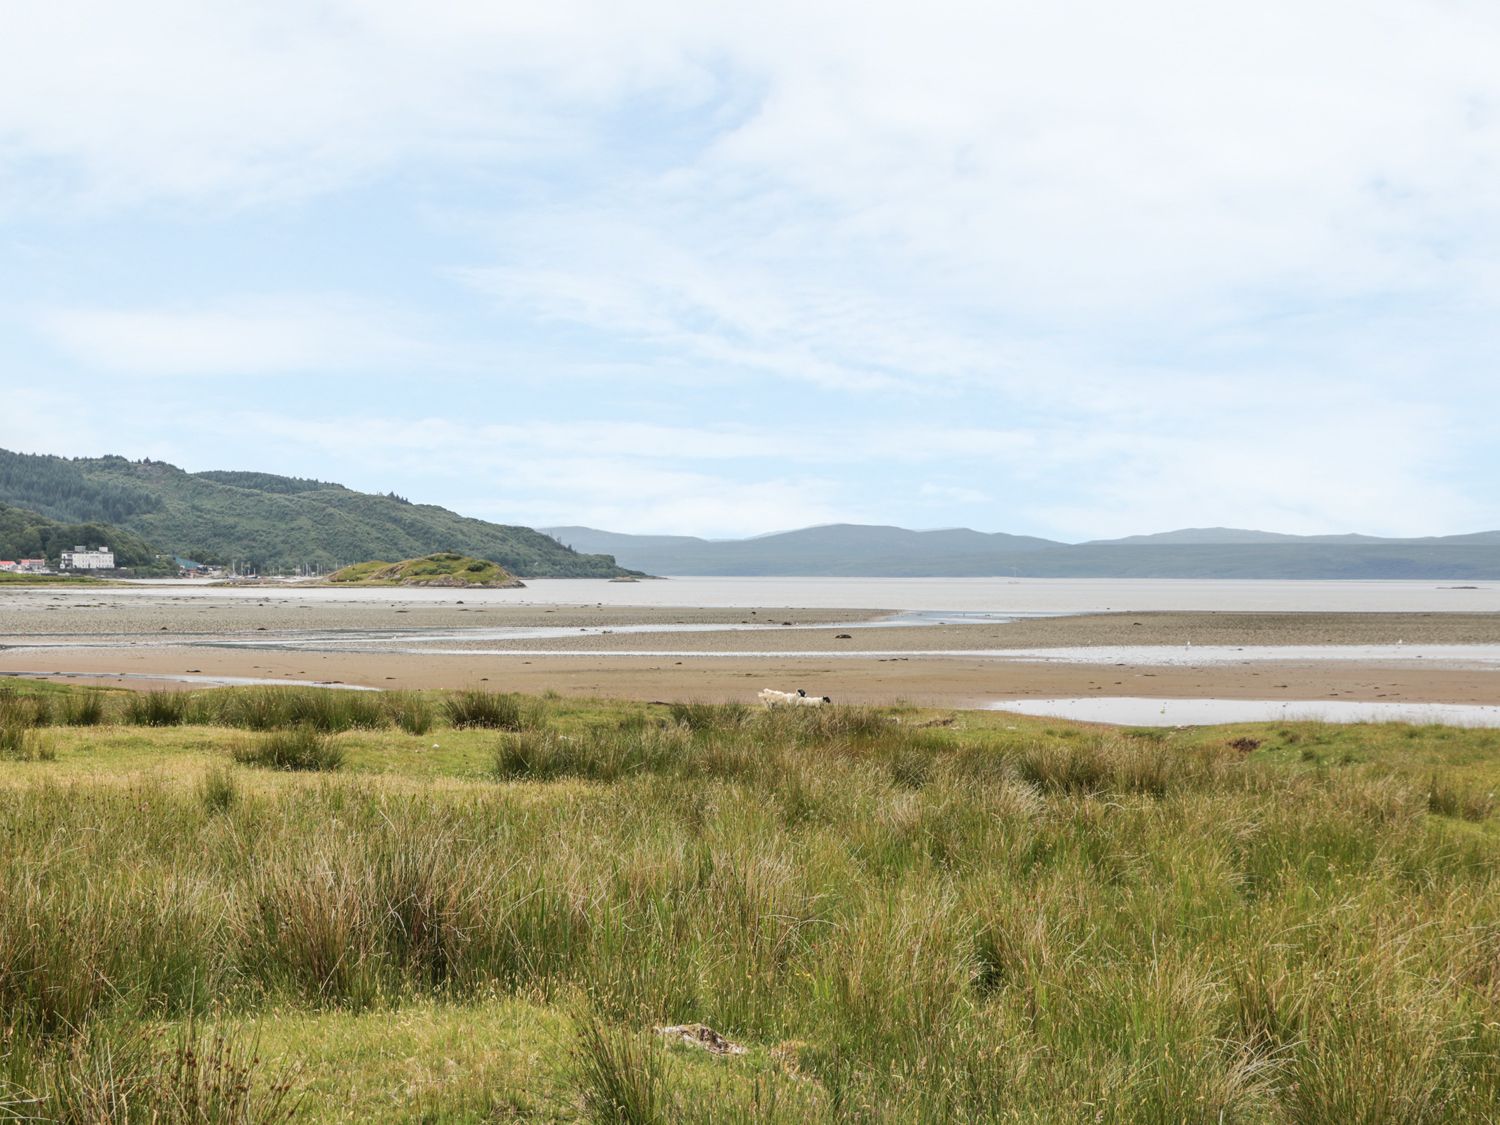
[326,552,525,588]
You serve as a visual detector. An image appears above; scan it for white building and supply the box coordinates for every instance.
[60,545,115,570]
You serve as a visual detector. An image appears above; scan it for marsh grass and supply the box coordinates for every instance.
[1425,774,1497,821]
[0,722,53,762]
[1,1018,298,1123]
[125,690,190,727]
[192,686,385,733]
[231,728,344,772]
[4,688,1500,1119]
[666,700,750,732]
[445,689,543,730]
[56,690,106,726]
[382,691,435,735]
[573,1020,667,1125]
[0,685,51,728]
[198,762,240,812]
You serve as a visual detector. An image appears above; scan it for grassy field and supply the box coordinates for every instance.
[1,680,1499,1122]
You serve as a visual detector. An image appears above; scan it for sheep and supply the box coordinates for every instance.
[758,688,801,706]
[758,688,834,707]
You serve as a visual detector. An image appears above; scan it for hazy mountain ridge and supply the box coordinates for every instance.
[0,449,633,577]
[547,523,1500,579]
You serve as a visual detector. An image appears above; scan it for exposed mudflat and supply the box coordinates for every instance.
[2,586,1497,712]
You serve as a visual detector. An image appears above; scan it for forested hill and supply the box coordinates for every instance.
[0,504,169,572]
[0,449,632,577]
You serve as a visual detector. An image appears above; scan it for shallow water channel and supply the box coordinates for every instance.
[988,696,1500,728]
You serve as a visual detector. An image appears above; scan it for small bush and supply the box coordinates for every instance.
[233,728,344,772]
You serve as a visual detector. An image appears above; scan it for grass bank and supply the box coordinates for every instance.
[1,681,1498,1121]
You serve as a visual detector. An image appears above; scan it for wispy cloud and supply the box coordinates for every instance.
[33,297,430,375]
[2,2,1497,536]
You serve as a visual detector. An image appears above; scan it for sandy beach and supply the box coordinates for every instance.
[2,585,1497,711]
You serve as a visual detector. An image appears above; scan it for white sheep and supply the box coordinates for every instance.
[758,688,832,707]
[758,688,801,706]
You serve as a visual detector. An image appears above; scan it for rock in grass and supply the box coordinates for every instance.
[654,1024,746,1056]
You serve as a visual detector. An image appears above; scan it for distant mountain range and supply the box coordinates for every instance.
[0,448,632,577]
[3,442,1492,580]
[545,524,1500,579]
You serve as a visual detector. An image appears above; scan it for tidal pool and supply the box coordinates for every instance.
[988,696,1500,727]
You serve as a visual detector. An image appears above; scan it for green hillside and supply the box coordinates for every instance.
[0,503,170,573]
[0,449,632,578]
[327,553,524,587]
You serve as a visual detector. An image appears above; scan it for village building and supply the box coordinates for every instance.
[17,559,48,573]
[60,545,115,571]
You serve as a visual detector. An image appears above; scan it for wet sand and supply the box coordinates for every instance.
[2,587,1496,709]
[4,645,1499,709]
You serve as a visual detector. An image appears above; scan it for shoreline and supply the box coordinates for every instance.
[2,587,1496,712]
[4,647,1497,711]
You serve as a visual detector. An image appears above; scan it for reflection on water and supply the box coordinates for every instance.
[989,696,1500,727]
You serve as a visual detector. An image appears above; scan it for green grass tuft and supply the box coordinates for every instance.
[231,728,345,771]
[445,689,542,731]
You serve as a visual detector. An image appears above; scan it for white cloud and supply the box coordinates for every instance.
[33,297,429,375]
[3,2,1497,536]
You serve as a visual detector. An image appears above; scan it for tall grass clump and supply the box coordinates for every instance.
[445,689,541,731]
[494,726,692,782]
[667,700,750,732]
[198,762,240,812]
[125,690,190,727]
[573,1020,667,1125]
[757,703,890,745]
[232,729,344,772]
[0,685,52,728]
[196,686,385,732]
[57,690,106,726]
[0,721,53,762]
[383,691,435,735]
[2,1019,298,1124]
[1426,774,1496,821]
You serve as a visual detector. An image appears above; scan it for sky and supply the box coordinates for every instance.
[2,1,1498,541]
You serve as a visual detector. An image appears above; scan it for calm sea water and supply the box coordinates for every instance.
[133,575,1500,614]
[988,697,1500,728]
